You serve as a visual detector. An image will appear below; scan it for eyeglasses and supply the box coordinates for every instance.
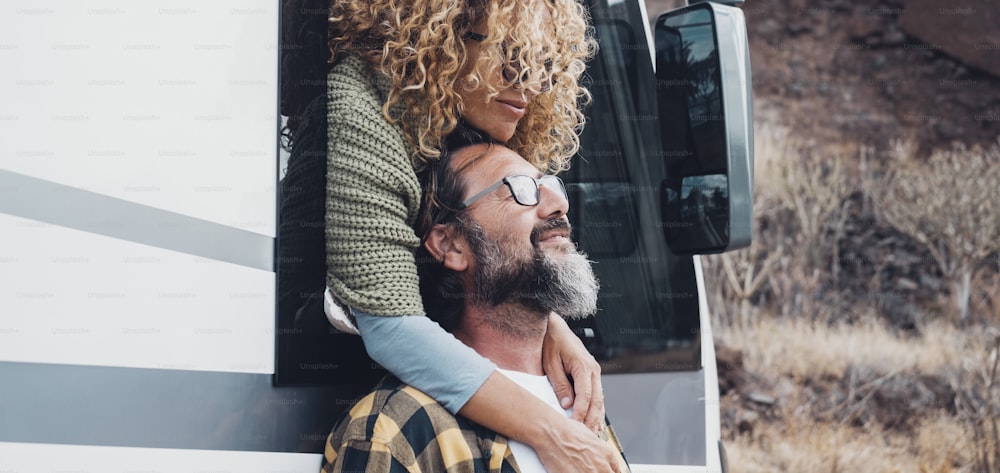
[460,174,567,209]
[463,31,554,92]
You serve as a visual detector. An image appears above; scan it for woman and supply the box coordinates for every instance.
[321,0,619,470]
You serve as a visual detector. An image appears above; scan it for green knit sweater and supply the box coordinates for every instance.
[325,55,425,316]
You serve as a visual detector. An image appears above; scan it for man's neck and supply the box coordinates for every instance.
[453,303,548,375]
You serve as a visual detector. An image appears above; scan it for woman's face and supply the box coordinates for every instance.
[457,10,550,142]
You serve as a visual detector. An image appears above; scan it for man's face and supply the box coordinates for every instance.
[451,144,599,320]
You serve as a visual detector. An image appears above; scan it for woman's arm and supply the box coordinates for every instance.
[461,372,622,473]
[543,313,606,431]
[357,311,619,473]
[355,310,495,413]
[326,56,425,318]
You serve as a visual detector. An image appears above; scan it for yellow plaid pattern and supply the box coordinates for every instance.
[321,375,630,473]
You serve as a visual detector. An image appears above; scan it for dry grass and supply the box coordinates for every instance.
[715,315,997,473]
[716,315,970,381]
[727,413,975,473]
[707,124,1000,472]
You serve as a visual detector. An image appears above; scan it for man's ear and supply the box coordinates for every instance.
[424,224,468,272]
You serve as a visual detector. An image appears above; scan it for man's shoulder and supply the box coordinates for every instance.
[337,375,465,441]
[364,376,452,421]
[326,376,514,473]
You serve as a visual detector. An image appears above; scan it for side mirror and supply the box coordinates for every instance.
[654,1,753,254]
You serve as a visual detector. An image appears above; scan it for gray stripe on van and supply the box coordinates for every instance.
[0,361,370,453]
[0,170,273,272]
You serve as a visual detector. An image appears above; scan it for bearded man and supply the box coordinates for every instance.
[321,135,631,473]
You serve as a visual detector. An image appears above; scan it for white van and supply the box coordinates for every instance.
[0,0,751,471]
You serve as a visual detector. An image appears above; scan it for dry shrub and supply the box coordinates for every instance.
[703,124,855,326]
[754,124,852,321]
[702,192,781,328]
[757,126,853,271]
[871,139,1000,322]
[953,330,1000,473]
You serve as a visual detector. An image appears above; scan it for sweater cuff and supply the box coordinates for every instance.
[324,287,360,335]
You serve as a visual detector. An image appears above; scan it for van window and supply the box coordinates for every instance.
[563,0,701,373]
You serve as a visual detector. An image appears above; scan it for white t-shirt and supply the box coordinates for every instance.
[497,368,573,473]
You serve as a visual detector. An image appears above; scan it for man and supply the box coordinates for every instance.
[321,138,630,473]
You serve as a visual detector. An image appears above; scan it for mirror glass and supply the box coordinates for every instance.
[655,5,732,253]
[661,173,728,250]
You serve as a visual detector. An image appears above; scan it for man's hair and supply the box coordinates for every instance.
[328,0,597,172]
[414,126,496,330]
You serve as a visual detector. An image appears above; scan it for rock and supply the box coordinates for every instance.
[736,410,758,435]
[876,291,920,331]
[895,277,919,291]
[882,28,907,46]
[716,344,745,395]
[900,0,1000,78]
[956,92,983,109]
[919,274,942,291]
[935,120,965,141]
[848,7,884,39]
[787,82,804,98]
[747,392,777,406]
[787,22,811,36]
[758,18,781,35]
[872,54,888,69]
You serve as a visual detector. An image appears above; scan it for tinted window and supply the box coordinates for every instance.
[564,0,701,373]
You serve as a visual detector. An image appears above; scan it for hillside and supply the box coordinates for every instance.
[641,1,1000,471]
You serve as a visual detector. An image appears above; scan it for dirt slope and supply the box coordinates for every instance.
[645,0,1000,155]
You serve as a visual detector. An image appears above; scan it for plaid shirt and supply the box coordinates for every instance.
[321,376,631,473]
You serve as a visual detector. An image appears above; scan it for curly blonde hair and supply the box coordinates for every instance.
[329,0,596,172]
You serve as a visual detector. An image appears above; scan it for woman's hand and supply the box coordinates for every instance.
[534,416,623,473]
[543,313,606,432]
[460,371,621,473]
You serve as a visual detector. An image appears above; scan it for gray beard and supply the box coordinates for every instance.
[459,216,599,337]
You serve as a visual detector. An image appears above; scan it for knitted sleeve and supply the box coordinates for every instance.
[325,56,425,316]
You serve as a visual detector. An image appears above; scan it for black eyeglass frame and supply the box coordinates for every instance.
[460,174,567,210]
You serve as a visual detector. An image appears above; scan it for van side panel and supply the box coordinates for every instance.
[0,2,279,373]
